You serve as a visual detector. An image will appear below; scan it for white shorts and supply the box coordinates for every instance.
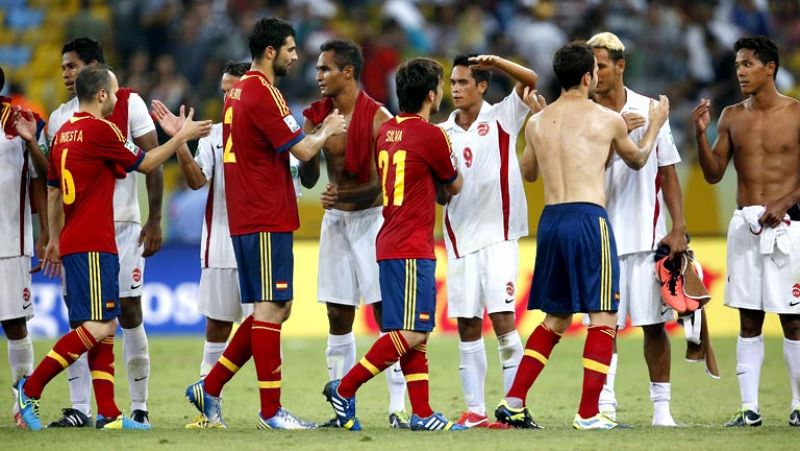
[198,267,251,322]
[0,256,33,321]
[116,222,145,298]
[724,211,800,314]
[447,240,519,318]
[615,252,673,328]
[317,207,382,307]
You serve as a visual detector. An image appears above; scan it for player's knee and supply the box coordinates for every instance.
[456,317,483,341]
[326,304,355,334]
[1,317,28,340]
[206,318,234,341]
[780,315,800,340]
[119,297,143,328]
[739,310,764,337]
[642,323,666,340]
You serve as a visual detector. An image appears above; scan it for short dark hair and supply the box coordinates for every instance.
[452,53,492,86]
[62,37,105,64]
[396,58,443,114]
[0,66,4,91]
[734,35,779,79]
[75,64,112,104]
[320,39,364,81]
[553,42,595,91]
[223,61,250,77]
[248,17,295,61]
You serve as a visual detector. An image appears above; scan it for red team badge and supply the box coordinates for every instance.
[506,281,514,296]
[132,267,142,283]
[477,122,489,136]
[22,288,30,302]
[793,283,800,299]
[463,147,473,168]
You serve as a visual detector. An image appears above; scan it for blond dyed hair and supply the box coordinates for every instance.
[587,32,625,61]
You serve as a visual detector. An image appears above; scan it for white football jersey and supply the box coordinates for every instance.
[0,134,37,258]
[45,93,156,223]
[195,123,302,268]
[439,91,529,259]
[604,87,681,256]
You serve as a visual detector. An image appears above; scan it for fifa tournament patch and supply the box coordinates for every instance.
[283,114,300,133]
[275,281,289,291]
[124,139,140,156]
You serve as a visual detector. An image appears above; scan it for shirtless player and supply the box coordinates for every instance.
[692,35,800,427]
[494,42,669,430]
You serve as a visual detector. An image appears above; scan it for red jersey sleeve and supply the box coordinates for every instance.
[425,125,458,184]
[46,148,59,187]
[251,84,305,153]
[96,119,145,172]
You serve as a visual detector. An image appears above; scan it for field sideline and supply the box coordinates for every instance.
[0,335,796,450]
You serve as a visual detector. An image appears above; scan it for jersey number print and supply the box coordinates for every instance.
[378,149,406,206]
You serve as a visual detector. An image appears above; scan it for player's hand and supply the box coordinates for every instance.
[320,183,338,209]
[468,55,500,70]
[151,100,185,137]
[622,112,645,133]
[139,217,163,257]
[12,106,37,142]
[658,229,688,260]
[323,108,347,137]
[759,200,790,228]
[648,95,669,128]
[522,86,546,114]
[177,108,213,141]
[30,230,48,273]
[42,240,61,279]
[691,99,711,135]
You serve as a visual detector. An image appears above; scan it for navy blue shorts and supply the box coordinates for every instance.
[379,259,436,332]
[231,232,293,303]
[62,252,120,323]
[528,203,619,314]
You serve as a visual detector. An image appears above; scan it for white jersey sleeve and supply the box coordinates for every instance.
[493,90,529,135]
[194,135,215,181]
[656,120,681,167]
[290,154,302,198]
[127,93,156,138]
[199,123,237,268]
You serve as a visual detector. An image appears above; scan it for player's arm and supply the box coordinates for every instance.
[134,110,211,173]
[288,110,347,162]
[612,96,669,169]
[298,118,322,188]
[151,100,208,190]
[691,99,733,184]
[658,164,687,259]
[43,185,63,278]
[468,55,538,98]
[13,107,48,177]
[132,130,165,256]
[520,117,539,182]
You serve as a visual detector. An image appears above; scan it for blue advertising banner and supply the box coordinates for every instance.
[29,245,205,338]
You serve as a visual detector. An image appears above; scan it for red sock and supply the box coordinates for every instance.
[204,315,253,397]
[578,325,616,418]
[89,336,121,419]
[399,341,433,418]
[24,326,96,398]
[252,320,282,419]
[506,323,561,403]
[339,331,408,398]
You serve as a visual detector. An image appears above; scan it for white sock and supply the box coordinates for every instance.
[599,353,618,409]
[737,335,764,412]
[326,332,356,380]
[497,331,523,394]
[123,324,150,412]
[67,353,92,416]
[7,336,33,383]
[386,360,407,413]
[459,338,487,415]
[650,382,674,425]
[783,338,800,411]
[201,341,227,379]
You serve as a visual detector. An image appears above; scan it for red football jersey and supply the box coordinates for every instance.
[223,71,304,236]
[375,114,457,260]
[47,112,144,256]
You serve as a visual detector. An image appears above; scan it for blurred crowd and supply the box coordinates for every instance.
[4,0,800,242]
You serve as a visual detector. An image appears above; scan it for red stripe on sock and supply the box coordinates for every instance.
[506,323,561,403]
[204,315,253,397]
[252,320,281,419]
[339,331,408,398]
[24,326,97,399]
[578,325,615,418]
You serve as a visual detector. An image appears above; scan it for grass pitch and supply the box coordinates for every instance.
[0,335,797,450]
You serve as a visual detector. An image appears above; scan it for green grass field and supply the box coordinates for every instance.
[1,335,797,450]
